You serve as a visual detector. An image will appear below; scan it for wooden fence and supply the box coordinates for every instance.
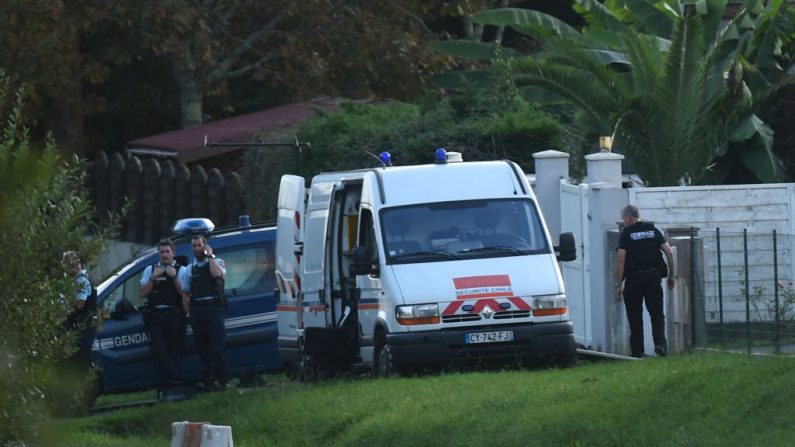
[90,152,245,245]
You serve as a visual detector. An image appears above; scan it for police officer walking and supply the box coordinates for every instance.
[181,235,228,390]
[61,251,98,372]
[62,251,97,336]
[615,205,675,358]
[139,239,186,397]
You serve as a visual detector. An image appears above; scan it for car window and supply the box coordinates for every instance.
[102,269,147,314]
[217,241,274,296]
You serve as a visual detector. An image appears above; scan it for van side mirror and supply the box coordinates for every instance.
[555,232,577,262]
[350,246,378,276]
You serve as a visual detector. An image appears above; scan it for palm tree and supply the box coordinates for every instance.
[436,1,794,185]
[512,15,748,186]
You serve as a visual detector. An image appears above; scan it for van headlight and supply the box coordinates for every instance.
[532,294,567,317]
[396,304,440,325]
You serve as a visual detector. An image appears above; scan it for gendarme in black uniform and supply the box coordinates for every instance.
[185,257,228,388]
[618,221,667,357]
[142,261,185,389]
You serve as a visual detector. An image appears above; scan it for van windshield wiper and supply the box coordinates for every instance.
[391,251,462,262]
[464,246,527,256]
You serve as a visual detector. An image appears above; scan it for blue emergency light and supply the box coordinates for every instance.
[379,151,392,167]
[239,214,251,228]
[435,147,447,164]
[172,218,215,236]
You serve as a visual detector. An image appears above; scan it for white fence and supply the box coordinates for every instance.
[560,182,592,347]
[629,184,795,323]
[628,184,795,233]
[535,148,795,353]
[554,176,795,355]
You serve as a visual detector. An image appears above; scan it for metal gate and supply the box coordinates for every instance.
[560,182,592,348]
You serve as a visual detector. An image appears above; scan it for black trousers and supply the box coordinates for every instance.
[623,271,667,357]
[191,302,227,384]
[146,308,185,386]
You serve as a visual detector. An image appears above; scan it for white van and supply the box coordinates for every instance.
[275,150,577,377]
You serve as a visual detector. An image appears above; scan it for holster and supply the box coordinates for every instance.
[142,307,153,326]
[215,293,228,310]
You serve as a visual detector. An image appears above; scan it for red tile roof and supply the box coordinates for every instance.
[126,97,337,164]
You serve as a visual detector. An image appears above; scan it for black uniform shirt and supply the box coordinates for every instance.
[618,221,666,278]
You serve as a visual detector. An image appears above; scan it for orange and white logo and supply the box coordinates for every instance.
[453,275,513,300]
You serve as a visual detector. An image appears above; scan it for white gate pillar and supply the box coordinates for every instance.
[533,150,570,240]
[585,152,624,188]
[585,151,628,352]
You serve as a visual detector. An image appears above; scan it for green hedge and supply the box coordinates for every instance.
[241,95,566,221]
[0,70,119,444]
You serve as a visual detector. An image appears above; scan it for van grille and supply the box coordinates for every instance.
[442,314,481,323]
[494,310,531,320]
[442,310,532,323]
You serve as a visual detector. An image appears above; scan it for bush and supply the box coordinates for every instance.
[240,92,565,220]
[0,71,118,444]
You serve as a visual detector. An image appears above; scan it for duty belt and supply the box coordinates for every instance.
[153,305,177,310]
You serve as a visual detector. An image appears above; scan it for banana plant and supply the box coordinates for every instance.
[433,0,794,185]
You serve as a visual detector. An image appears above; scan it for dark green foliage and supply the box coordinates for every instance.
[0,71,120,445]
[240,92,565,221]
[240,134,297,223]
[486,110,566,171]
[436,1,794,185]
[294,91,565,175]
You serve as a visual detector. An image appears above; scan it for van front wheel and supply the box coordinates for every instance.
[376,344,396,378]
[553,342,578,368]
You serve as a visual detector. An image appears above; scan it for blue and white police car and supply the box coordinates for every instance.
[90,217,282,395]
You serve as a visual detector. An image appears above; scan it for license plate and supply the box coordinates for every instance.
[465,330,514,344]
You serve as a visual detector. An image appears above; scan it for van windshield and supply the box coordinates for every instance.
[380,199,550,265]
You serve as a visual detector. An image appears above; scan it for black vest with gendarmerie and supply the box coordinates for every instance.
[190,262,215,301]
[622,221,663,277]
[190,261,226,307]
[147,263,182,308]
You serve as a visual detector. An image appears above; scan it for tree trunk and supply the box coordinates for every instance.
[53,86,85,158]
[55,31,86,157]
[173,60,205,128]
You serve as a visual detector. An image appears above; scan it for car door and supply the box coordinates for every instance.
[212,234,282,374]
[93,256,164,393]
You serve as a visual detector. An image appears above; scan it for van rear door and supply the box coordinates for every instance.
[276,175,305,337]
[300,181,336,329]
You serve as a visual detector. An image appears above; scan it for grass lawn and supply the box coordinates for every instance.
[42,351,795,446]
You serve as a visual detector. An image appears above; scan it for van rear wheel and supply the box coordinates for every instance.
[298,340,318,382]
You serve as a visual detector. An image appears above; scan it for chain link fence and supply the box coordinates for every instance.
[701,229,795,354]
